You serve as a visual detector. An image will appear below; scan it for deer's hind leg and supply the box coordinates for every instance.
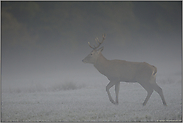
[152,83,167,106]
[139,82,153,106]
[150,75,167,105]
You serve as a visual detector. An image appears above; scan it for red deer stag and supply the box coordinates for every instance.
[82,34,167,106]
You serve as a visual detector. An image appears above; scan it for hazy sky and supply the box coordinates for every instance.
[2,1,182,83]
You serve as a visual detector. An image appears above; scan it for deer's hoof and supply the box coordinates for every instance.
[142,103,146,106]
[109,99,115,104]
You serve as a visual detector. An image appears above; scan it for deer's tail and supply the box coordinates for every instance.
[152,65,157,75]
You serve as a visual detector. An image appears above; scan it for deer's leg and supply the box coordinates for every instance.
[139,83,153,106]
[115,82,120,105]
[152,83,167,106]
[106,81,116,104]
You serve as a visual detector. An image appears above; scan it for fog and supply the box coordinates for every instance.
[1,1,182,122]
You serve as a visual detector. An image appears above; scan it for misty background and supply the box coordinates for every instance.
[2,1,182,92]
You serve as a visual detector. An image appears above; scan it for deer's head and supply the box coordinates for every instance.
[82,34,105,64]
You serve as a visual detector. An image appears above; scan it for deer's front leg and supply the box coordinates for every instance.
[115,82,120,105]
[106,81,116,104]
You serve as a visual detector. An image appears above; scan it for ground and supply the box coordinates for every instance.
[2,73,182,122]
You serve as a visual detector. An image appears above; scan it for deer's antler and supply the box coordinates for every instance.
[88,34,105,49]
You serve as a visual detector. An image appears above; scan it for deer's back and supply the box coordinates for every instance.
[105,60,155,82]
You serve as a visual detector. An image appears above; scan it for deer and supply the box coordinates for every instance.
[82,34,167,106]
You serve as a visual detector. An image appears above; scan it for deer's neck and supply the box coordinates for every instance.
[94,53,109,75]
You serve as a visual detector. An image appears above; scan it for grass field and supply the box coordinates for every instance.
[2,73,182,122]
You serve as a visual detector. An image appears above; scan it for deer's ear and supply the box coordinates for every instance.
[98,46,104,52]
